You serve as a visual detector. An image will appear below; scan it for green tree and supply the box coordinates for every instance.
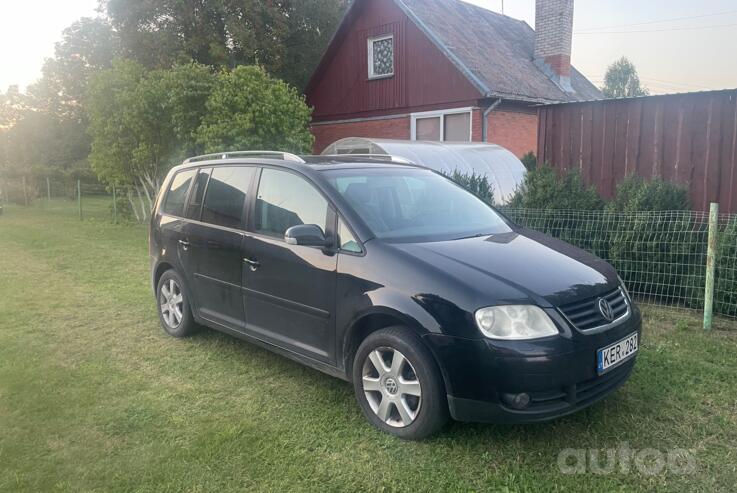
[100,0,348,89]
[197,66,313,154]
[275,0,350,89]
[601,57,649,98]
[87,59,163,220]
[1,18,121,183]
[88,60,217,220]
[88,63,312,220]
[29,18,120,120]
[0,86,30,129]
[160,63,217,159]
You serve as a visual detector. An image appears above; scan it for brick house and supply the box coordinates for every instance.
[305,0,601,157]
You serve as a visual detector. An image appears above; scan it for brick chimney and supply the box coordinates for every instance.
[534,0,575,94]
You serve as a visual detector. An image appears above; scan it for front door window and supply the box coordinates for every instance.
[255,168,329,239]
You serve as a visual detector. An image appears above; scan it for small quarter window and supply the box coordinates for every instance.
[338,218,362,253]
[185,168,211,220]
[161,169,196,216]
[368,35,394,79]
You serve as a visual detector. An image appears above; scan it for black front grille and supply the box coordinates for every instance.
[525,361,634,412]
[559,287,629,331]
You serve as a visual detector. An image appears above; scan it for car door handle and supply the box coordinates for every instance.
[178,240,190,251]
[243,257,260,271]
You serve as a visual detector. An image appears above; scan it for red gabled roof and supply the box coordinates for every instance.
[306,0,601,103]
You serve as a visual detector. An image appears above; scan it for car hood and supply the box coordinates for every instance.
[391,228,618,307]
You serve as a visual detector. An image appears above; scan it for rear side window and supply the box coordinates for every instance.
[185,168,211,220]
[161,170,196,216]
[201,166,255,229]
[255,168,329,238]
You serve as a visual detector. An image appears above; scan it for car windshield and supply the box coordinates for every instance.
[323,167,512,241]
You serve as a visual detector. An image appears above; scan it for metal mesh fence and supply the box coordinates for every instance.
[502,208,737,319]
[3,176,735,320]
[0,177,119,222]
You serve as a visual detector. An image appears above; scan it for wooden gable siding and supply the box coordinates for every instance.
[306,0,481,121]
[537,90,737,212]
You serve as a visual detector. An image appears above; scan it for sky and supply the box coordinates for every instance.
[1,0,736,95]
[464,0,737,94]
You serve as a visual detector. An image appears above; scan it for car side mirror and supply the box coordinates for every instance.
[284,224,329,247]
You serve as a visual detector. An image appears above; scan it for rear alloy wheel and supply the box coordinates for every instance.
[160,278,184,329]
[353,326,448,440]
[156,269,197,338]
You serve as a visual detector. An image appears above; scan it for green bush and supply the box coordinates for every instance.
[607,175,690,212]
[507,167,607,261]
[715,217,737,317]
[446,170,494,205]
[505,168,735,316]
[520,152,536,171]
[605,175,702,307]
[509,166,604,210]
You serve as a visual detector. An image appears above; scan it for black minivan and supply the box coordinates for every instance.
[150,151,641,439]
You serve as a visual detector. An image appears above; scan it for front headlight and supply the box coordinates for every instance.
[474,305,558,340]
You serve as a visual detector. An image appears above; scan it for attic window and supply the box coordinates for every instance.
[368,34,394,79]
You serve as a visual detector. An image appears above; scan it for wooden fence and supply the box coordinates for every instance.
[537,89,737,212]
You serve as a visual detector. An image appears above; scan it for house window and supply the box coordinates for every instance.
[411,108,473,142]
[368,34,394,79]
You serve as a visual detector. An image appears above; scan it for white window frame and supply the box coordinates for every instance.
[367,34,394,80]
[410,107,474,142]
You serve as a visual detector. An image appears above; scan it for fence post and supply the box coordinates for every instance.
[22,176,28,206]
[704,202,719,330]
[112,184,118,224]
[46,177,51,201]
[77,179,82,221]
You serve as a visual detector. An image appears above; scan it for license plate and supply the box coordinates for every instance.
[597,333,638,374]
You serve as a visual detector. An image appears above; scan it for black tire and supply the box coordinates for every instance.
[156,269,197,338]
[352,326,448,440]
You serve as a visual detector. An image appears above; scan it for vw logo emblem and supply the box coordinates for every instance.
[384,377,399,395]
[598,298,614,322]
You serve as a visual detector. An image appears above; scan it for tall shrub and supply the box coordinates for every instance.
[507,166,606,255]
[446,170,494,205]
[520,152,536,171]
[509,166,604,210]
[607,175,690,212]
[606,175,703,307]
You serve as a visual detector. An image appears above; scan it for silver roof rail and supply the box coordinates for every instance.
[319,154,416,165]
[184,150,306,164]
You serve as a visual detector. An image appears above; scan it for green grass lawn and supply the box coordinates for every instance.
[1,201,736,492]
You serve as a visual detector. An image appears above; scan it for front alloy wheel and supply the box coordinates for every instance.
[353,326,448,440]
[362,347,422,427]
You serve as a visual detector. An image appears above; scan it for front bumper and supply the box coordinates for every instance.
[447,359,635,423]
[425,306,641,424]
